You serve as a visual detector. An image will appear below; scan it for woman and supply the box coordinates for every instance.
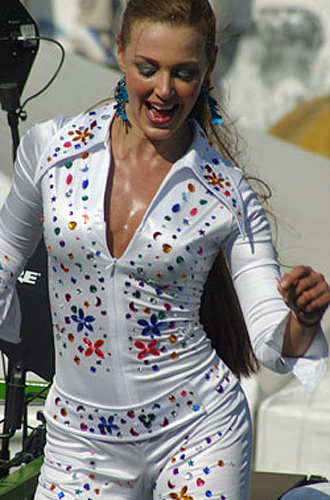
[0,1,329,499]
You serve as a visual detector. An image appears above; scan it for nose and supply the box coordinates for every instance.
[155,71,175,99]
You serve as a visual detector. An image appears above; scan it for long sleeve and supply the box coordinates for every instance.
[0,116,67,342]
[223,174,328,391]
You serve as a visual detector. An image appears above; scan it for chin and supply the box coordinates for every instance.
[145,126,181,144]
[145,118,188,143]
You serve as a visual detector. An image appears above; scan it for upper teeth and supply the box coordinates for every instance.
[151,103,173,111]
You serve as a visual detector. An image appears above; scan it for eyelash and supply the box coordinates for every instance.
[137,64,156,77]
[175,69,195,82]
[137,64,195,82]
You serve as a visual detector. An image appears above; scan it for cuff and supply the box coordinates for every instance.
[281,327,328,392]
[265,313,329,391]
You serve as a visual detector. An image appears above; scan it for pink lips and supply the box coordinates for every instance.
[145,101,177,125]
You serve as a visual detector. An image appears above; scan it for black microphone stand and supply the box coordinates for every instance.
[0,83,26,474]
[0,82,23,161]
[0,82,53,477]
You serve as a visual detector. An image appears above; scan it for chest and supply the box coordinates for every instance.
[40,148,234,273]
[105,154,172,257]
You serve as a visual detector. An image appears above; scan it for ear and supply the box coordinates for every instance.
[116,35,126,73]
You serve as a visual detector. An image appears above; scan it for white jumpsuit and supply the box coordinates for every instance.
[0,102,327,500]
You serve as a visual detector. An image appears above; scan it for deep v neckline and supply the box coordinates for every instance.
[102,112,197,261]
[103,145,185,262]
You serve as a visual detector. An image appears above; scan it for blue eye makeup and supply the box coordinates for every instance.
[174,68,196,82]
[137,63,157,77]
[136,61,198,82]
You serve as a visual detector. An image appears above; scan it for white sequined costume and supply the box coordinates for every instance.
[0,102,327,500]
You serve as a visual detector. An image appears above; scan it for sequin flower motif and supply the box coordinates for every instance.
[71,308,95,333]
[98,415,119,436]
[134,340,160,359]
[205,170,226,187]
[83,338,105,359]
[137,314,167,339]
[169,486,194,500]
[69,127,93,145]
[204,168,231,198]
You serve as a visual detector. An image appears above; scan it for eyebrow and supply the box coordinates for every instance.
[134,55,199,67]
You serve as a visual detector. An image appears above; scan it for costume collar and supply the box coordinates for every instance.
[185,124,246,238]
[35,102,246,238]
[34,101,113,185]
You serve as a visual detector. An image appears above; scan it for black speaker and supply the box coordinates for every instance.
[0,0,39,98]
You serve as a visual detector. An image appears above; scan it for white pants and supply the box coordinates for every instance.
[34,383,252,500]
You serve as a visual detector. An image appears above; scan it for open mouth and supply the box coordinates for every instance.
[145,101,178,124]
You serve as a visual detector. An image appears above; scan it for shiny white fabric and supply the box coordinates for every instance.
[0,101,328,500]
[0,102,327,429]
[35,383,252,500]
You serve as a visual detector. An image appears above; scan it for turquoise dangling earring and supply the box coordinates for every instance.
[114,77,129,122]
[201,85,223,125]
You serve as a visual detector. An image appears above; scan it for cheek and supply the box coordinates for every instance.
[127,75,150,102]
[178,83,202,104]
[178,79,202,96]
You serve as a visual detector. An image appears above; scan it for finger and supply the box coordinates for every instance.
[303,287,330,313]
[294,271,326,298]
[278,269,330,324]
[278,286,300,313]
[294,286,330,327]
[277,277,298,309]
[280,268,326,306]
[280,266,312,291]
[294,274,319,297]
[293,277,329,310]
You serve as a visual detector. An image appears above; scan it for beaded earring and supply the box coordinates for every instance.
[114,77,129,122]
[201,85,223,125]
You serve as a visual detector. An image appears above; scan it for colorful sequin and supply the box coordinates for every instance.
[50,382,204,440]
[30,101,248,437]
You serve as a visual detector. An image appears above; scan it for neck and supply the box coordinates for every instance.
[111,115,193,165]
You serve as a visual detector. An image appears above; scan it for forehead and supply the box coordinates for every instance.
[125,21,207,63]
